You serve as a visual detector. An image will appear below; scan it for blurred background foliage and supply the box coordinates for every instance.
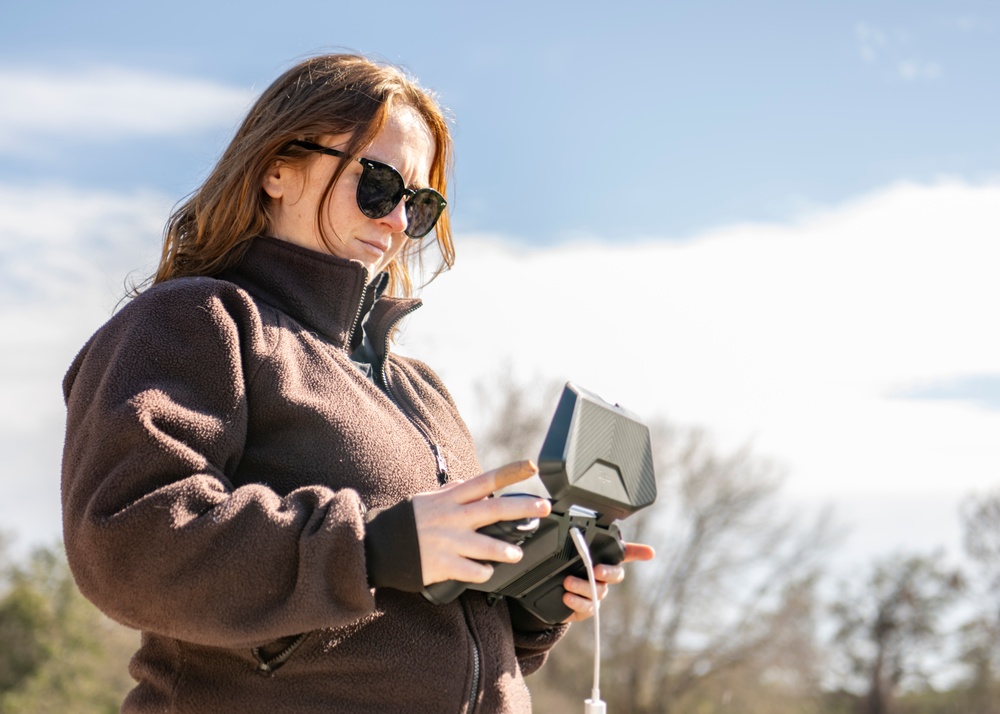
[0,537,136,713]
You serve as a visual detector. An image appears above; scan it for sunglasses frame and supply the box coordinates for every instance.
[286,139,446,239]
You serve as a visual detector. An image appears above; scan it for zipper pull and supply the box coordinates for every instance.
[431,443,449,483]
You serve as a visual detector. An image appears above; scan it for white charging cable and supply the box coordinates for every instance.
[569,527,606,714]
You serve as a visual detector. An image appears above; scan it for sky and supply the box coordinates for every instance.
[1,1,998,572]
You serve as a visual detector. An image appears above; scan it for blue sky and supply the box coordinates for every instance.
[1,2,998,563]
[3,1,997,242]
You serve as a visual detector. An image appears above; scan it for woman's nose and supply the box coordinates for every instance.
[379,197,409,234]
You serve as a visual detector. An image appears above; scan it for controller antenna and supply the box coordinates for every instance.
[570,527,607,714]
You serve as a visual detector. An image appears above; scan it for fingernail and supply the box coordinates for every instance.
[506,546,523,561]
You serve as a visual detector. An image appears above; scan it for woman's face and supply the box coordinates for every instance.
[263,104,436,280]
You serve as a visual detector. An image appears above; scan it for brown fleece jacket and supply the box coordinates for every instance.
[61,236,566,713]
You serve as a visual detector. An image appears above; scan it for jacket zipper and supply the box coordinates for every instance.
[376,303,481,711]
[468,635,481,713]
[376,303,449,484]
[344,270,370,354]
[251,633,309,674]
[346,273,447,480]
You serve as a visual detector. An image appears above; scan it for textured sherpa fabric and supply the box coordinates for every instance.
[62,236,566,713]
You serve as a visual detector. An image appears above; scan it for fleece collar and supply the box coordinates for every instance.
[222,236,421,353]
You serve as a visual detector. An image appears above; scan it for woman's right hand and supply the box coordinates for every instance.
[411,460,552,587]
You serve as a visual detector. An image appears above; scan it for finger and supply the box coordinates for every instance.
[460,533,525,565]
[423,519,539,584]
[448,460,538,504]
[561,592,597,623]
[477,459,539,495]
[592,564,625,585]
[427,554,495,585]
[563,575,609,601]
[623,542,656,562]
[465,494,550,530]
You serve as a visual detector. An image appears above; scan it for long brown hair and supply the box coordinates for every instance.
[148,53,454,297]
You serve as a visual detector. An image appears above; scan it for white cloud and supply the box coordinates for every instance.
[0,66,254,153]
[0,184,167,428]
[855,22,887,63]
[0,182,169,547]
[404,180,1000,509]
[854,22,943,82]
[0,183,168,304]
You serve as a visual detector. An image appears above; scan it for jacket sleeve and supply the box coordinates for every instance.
[61,279,375,649]
[508,602,570,676]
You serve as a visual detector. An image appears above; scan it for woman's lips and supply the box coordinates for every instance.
[358,238,389,256]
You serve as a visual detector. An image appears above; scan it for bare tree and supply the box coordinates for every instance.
[957,489,1000,713]
[466,363,562,469]
[827,552,964,714]
[469,373,837,713]
[592,425,834,713]
[955,615,1000,714]
[962,489,1000,589]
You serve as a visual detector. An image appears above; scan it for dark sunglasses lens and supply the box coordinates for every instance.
[405,190,445,239]
[357,162,404,219]
[356,159,444,238]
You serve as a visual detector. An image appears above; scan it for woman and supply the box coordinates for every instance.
[61,53,652,713]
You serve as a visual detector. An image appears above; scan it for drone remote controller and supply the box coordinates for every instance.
[422,382,657,624]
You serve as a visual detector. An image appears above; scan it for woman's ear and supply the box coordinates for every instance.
[262,160,296,200]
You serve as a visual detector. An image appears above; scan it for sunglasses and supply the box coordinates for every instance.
[287,139,446,239]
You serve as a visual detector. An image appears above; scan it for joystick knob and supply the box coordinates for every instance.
[478,516,540,545]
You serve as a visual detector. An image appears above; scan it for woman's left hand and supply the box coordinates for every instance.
[561,542,656,623]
